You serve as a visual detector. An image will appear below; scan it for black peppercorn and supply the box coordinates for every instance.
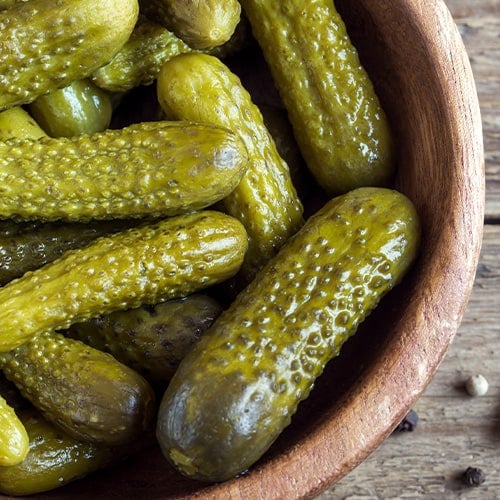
[463,466,486,486]
[393,409,419,432]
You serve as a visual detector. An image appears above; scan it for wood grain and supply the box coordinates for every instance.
[319,0,500,497]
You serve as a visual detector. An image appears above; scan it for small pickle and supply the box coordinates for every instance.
[0,211,248,352]
[0,395,29,467]
[28,79,113,137]
[0,121,249,221]
[0,408,150,496]
[240,0,395,195]
[91,19,193,93]
[0,331,155,445]
[156,187,420,482]
[157,53,303,280]
[0,107,47,140]
[66,294,223,388]
[0,0,139,110]
[140,0,241,50]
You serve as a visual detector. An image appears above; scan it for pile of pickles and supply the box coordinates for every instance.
[0,0,420,494]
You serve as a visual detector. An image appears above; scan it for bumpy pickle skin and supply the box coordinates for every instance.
[239,0,395,195]
[0,331,155,445]
[139,0,241,50]
[0,210,248,352]
[157,53,304,280]
[0,121,249,221]
[0,408,150,496]
[0,395,29,467]
[156,187,421,482]
[91,19,194,93]
[66,294,223,388]
[28,79,113,137]
[0,0,139,111]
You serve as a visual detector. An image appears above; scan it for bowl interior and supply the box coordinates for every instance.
[13,0,483,498]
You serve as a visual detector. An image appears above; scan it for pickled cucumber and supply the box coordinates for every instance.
[0,407,150,496]
[156,187,420,482]
[0,121,249,221]
[157,53,303,279]
[66,294,223,387]
[0,331,155,445]
[0,210,248,352]
[0,0,139,110]
[140,0,241,50]
[28,79,113,137]
[0,107,47,140]
[0,395,28,467]
[240,0,395,195]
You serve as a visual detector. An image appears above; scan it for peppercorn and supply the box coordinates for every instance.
[393,409,419,432]
[465,374,489,397]
[463,466,486,486]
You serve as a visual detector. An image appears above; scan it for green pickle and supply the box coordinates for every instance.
[0,121,249,221]
[91,19,193,94]
[157,53,304,280]
[0,407,150,496]
[0,395,28,467]
[66,294,223,388]
[0,0,139,110]
[28,79,113,137]
[0,211,248,352]
[156,187,421,482]
[240,0,395,195]
[139,0,241,50]
[0,331,155,445]
[0,107,47,140]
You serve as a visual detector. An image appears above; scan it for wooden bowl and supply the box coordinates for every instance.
[17,0,484,498]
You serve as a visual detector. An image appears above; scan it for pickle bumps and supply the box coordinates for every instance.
[240,0,395,195]
[156,187,420,482]
[0,0,139,110]
[0,211,248,352]
[157,53,304,279]
[0,121,249,221]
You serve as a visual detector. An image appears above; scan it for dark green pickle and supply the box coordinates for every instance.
[66,294,223,388]
[156,187,421,482]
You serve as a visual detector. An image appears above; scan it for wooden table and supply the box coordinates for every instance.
[319,1,500,498]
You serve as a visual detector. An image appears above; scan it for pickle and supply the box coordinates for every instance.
[140,0,241,50]
[157,53,303,280]
[0,210,248,352]
[0,395,29,467]
[0,408,151,496]
[0,121,249,221]
[28,79,113,137]
[66,294,223,388]
[0,219,138,286]
[0,331,155,445]
[240,0,395,195]
[91,19,193,93]
[156,187,420,482]
[0,107,47,140]
[0,0,139,111]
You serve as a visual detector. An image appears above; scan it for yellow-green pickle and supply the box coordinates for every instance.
[239,0,395,195]
[157,52,304,280]
[0,121,249,221]
[0,211,248,352]
[0,395,28,467]
[0,0,139,110]
[156,187,420,482]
